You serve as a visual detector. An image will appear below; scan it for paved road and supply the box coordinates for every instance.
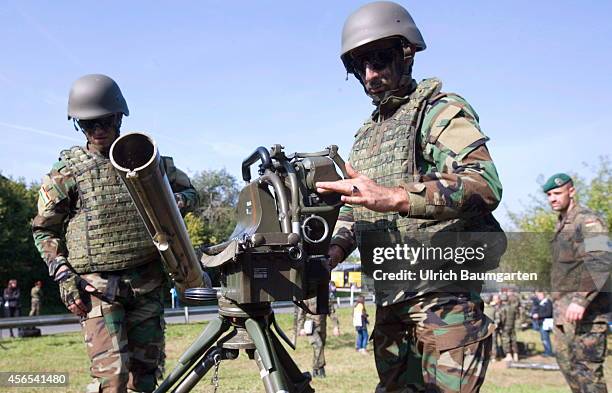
[0,300,361,338]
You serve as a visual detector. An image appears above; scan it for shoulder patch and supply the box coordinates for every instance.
[437,117,487,154]
[427,104,463,143]
[582,217,607,233]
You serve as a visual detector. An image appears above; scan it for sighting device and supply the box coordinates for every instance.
[111,132,347,393]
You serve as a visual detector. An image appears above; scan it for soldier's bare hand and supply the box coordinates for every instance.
[565,303,585,322]
[299,329,306,336]
[316,163,408,213]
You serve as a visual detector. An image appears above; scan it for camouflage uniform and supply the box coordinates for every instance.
[483,297,499,359]
[499,298,518,357]
[297,298,328,376]
[330,77,502,392]
[551,204,610,393]
[328,285,340,333]
[32,145,197,393]
[29,285,43,316]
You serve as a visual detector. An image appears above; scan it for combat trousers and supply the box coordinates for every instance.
[328,301,340,331]
[81,286,165,393]
[373,294,493,393]
[500,327,518,356]
[29,299,41,316]
[307,317,327,370]
[553,323,608,393]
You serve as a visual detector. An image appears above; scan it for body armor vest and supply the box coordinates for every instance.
[62,146,159,273]
[350,79,501,299]
[350,78,449,234]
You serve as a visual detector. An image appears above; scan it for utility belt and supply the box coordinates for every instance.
[80,260,165,304]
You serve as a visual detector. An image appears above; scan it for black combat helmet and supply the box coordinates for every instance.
[67,74,129,120]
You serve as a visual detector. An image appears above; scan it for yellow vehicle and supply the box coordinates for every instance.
[331,263,361,288]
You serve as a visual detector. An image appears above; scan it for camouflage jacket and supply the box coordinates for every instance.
[32,143,198,277]
[332,79,501,253]
[551,204,610,325]
[499,302,517,330]
[331,78,502,305]
[30,286,43,302]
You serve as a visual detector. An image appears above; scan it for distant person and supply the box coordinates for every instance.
[482,293,498,361]
[529,292,540,331]
[353,295,369,354]
[532,291,553,357]
[544,173,610,393]
[29,280,43,316]
[170,286,180,309]
[328,281,340,336]
[499,293,519,361]
[297,297,328,378]
[3,279,21,337]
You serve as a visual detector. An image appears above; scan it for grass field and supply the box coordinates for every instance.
[0,307,609,392]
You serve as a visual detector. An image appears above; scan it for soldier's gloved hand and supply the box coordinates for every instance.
[174,193,186,209]
[327,245,345,271]
[56,268,96,317]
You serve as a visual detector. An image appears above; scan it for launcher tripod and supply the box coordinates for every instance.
[154,293,314,393]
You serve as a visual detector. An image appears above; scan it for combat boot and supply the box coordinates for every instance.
[317,367,326,378]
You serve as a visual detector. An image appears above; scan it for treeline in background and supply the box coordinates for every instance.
[1,157,609,314]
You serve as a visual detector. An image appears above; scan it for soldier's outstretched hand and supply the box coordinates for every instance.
[316,163,408,213]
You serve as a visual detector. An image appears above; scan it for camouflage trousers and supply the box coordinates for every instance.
[307,317,327,370]
[328,301,340,331]
[500,327,518,355]
[373,294,493,393]
[81,285,165,393]
[553,323,608,393]
[29,299,41,316]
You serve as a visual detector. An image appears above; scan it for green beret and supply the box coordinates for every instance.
[542,173,572,192]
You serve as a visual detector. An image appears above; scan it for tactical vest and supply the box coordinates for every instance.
[350,79,499,300]
[62,146,159,273]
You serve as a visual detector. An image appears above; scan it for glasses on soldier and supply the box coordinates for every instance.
[351,47,400,74]
[77,116,115,131]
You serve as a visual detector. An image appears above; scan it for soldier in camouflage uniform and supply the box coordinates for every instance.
[498,293,519,361]
[482,294,499,361]
[29,280,43,316]
[297,297,328,378]
[32,74,198,393]
[316,2,503,392]
[544,173,610,393]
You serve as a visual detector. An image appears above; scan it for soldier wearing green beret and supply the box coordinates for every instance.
[544,173,610,393]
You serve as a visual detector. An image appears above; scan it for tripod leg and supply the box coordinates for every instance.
[245,318,289,393]
[269,333,313,393]
[155,316,231,393]
[174,347,238,393]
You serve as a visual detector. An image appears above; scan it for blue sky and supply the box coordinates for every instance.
[1,1,610,227]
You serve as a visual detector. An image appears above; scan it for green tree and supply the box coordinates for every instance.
[0,175,61,312]
[189,169,239,247]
